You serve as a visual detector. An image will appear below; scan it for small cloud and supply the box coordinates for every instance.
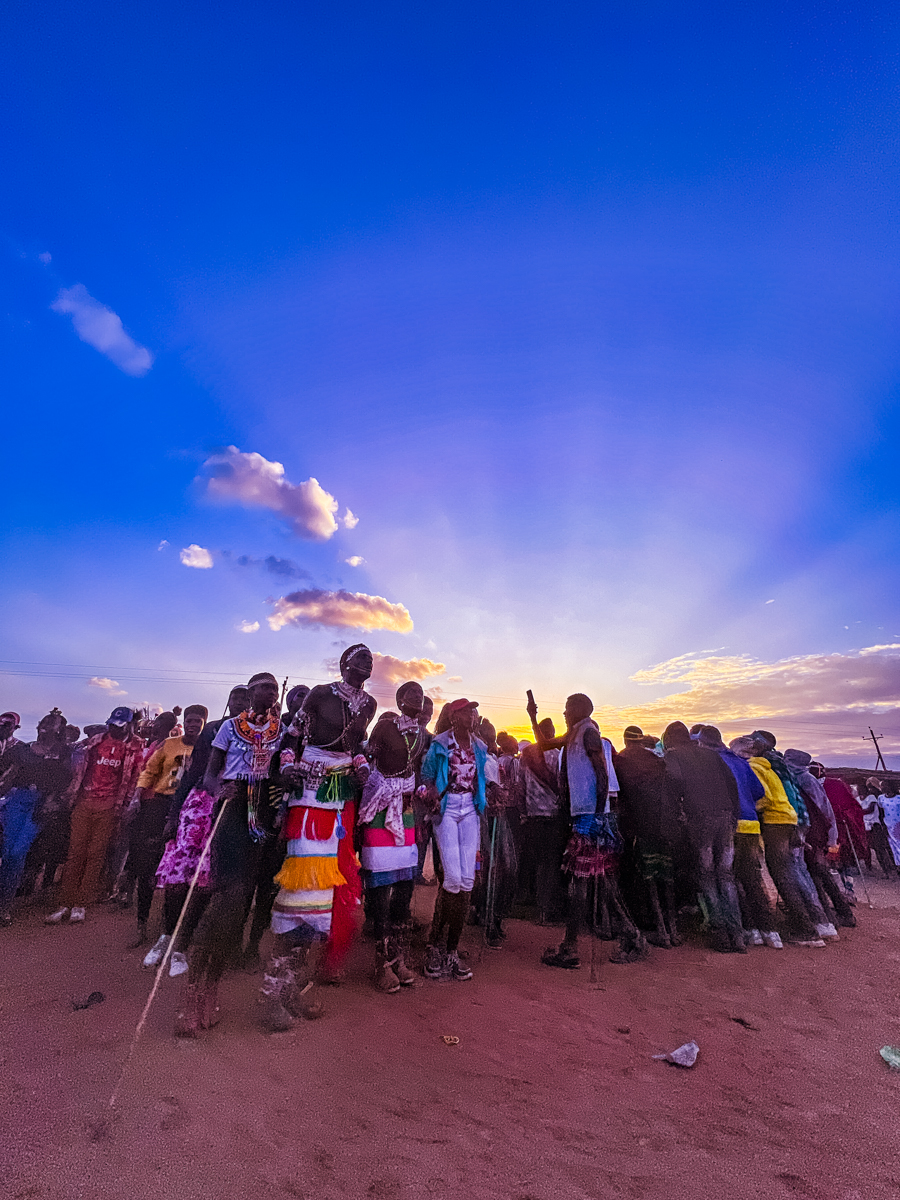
[765,599,775,604]
[345,556,364,567]
[340,508,359,530]
[447,675,462,683]
[89,676,127,696]
[38,252,52,264]
[199,447,347,541]
[51,284,153,376]
[180,544,214,569]
[237,620,260,633]
[157,539,169,551]
[232,553,311,581]
[267,588,413,633]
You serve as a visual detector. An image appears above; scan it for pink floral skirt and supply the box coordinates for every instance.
[156,788,215,889]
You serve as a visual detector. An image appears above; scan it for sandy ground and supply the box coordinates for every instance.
[3,878,900,1200]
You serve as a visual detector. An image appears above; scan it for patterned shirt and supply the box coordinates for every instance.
[447,733,477,794]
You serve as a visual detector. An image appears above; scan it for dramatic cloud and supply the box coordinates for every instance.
[180,544,214,568]
[89,676,127,696]
[51,284,153,376]
[345,556,364,567]
[627,645,900,717]
[571,643,900,765]
[369,653,445,701]
[237,620,260,633]
[267,588,413,632]
[199,447,350,541]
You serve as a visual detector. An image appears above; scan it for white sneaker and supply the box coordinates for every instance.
[793,938,827,948]
[816,923,839,940]
[45,907,69,924]
[142,934,170,968]
[169,950,188,977]
[69,906,86,923]
[749,929,764,946]
[761,931,783,949]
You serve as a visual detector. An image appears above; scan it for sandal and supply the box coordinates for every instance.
[541,946,581,970]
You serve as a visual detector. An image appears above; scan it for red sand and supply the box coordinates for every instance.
[3,882,899,1200]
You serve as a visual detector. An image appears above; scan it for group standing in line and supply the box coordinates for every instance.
[0,654,896,1036]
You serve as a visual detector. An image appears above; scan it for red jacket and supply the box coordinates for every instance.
[64,731,145,809]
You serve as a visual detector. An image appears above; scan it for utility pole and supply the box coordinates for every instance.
[864,727,888,772]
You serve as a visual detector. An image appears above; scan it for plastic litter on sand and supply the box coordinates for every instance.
[652,1040,699,1068]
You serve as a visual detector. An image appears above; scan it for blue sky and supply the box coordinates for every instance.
[2,2,899,762]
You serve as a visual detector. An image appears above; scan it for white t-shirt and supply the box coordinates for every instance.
[212,716,284,781]
[859,795,881,831]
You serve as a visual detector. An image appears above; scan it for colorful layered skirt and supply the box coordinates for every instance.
[360,807,418,888]
[271,757,360,937]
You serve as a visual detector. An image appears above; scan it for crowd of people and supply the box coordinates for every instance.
[1,644,897,1038]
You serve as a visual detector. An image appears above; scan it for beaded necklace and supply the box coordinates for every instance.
[380,714,425,779]
[233,709,282,841]
[233,709,281,776]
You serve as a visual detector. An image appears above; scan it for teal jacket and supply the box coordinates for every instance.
[420,731,488,816]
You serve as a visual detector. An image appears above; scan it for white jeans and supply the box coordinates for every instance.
[433,791,479,893]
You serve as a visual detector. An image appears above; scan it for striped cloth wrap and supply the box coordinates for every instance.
[270,747,359,936]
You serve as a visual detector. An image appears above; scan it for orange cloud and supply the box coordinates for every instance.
[268,588,413,633]
[586,643,900,763]
[324,651,446,704]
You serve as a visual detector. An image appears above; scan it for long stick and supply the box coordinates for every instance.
[841,819,874,909]
[479,814,499,963]
[107,789,232,1111]
[589,877,600,984]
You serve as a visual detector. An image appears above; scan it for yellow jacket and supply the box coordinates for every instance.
[137,736,194,796]
[749,757,797,825]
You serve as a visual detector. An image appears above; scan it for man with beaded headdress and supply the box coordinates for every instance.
[261,643,376,1031]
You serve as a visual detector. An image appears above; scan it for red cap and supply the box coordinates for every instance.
[445,698,478,716]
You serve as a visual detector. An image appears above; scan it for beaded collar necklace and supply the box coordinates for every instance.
[234,710,281,745]
[331,680,368,717]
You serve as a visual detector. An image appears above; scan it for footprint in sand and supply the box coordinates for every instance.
[157,1095,190,1132]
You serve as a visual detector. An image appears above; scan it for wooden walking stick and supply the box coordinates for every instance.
[842,819,874,909]
[589,876,600,984]
[479,813,499,963]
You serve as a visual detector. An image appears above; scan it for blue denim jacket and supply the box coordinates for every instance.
[420,731,488,816]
